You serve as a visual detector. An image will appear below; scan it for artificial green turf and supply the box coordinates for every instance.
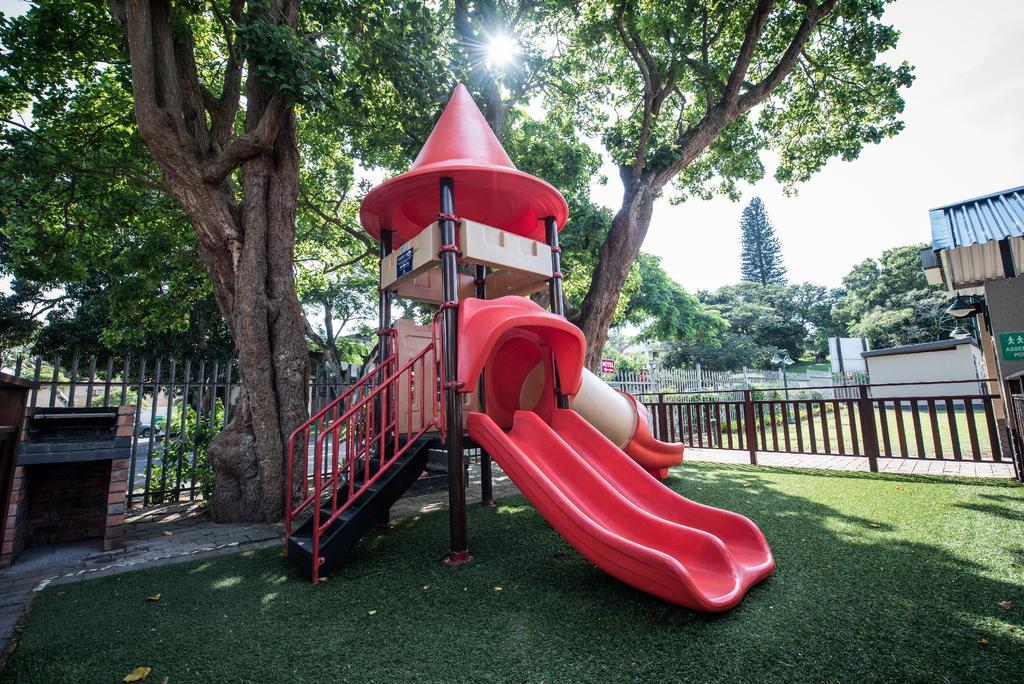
[3,463,1023,683]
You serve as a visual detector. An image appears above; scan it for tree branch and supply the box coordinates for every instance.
[723,0,776,101]
[613,2,656,174]
[298,191,373,247]
[202,95,287,184]
[208,0,244,147]
[653,0,838,187]
[322,248,374,275]
[303,316,327,350]
[736,0,837,112]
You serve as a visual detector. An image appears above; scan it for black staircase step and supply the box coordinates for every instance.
[287,436,435,578]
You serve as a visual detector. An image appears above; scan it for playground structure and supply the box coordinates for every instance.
[284,85,774,611]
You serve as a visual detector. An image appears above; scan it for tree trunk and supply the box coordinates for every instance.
[207,81,309,524]
[109,0,309,523]
[575,168,658,370]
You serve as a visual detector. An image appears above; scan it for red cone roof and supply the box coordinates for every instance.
[360,84,569,246]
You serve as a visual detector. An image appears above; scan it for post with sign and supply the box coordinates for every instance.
[999,332,1024,361]
[600,358,615,377]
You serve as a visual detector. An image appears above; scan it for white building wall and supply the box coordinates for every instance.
[865,345,986,398]
[829,337,869,374]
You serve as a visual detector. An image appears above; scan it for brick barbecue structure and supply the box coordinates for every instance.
[1,405,134,568]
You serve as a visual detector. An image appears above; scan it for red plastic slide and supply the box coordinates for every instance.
[467,409,774,611]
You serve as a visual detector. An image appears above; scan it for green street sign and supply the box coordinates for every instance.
[999,332,1024,361]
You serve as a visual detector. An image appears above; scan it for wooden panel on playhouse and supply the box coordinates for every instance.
[394,319,477,434]
[381,219,552,304]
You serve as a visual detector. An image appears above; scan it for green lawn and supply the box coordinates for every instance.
[683,403,1001,459]
[769,404,998,458]
[4,464,1023,682]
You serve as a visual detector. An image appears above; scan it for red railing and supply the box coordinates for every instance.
[285,331,398,541]
[286,336,438,581]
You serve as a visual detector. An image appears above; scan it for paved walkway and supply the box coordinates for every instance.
[685,448,1018,478]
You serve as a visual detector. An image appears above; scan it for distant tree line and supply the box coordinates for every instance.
[659,196,955,370]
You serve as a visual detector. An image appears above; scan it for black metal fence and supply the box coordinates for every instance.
[641,380,1015,475]
[1012,394,1024,482]
[0,353,362,509]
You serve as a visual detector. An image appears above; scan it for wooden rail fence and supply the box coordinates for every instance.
[641,380,1010,473]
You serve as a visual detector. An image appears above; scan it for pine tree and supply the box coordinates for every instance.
[739,197,787,286]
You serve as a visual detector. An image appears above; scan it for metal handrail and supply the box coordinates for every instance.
[302,342,437,580]
[285,332,399,541]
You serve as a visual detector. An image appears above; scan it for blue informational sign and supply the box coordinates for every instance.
[396,246,414,278]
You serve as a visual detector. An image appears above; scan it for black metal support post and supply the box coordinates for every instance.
[545,217,570,410]
[475,264,495,507]
[545,217,565,317]
[378,229,394,362]
[375,229,394,529]
[440,178,470,564]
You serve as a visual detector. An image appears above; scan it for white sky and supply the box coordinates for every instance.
[2,0,1022,296]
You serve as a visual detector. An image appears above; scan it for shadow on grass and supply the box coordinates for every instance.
[2,462,1023,683]
[955,501,1024,522]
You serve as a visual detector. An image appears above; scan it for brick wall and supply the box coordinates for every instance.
[0,405,133,567]
[25,461,110,545]
[1,465,28,566]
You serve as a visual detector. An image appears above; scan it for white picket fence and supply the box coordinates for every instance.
[606,365,869,399]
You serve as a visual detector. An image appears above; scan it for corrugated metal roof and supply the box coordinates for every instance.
[930,184,1024,250]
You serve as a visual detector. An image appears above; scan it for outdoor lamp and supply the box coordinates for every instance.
[770,352,795,367]
[946,295,981,318]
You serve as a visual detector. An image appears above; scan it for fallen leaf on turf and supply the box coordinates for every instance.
[494,586,502,592]
[742,483,751,487]
[162,531,174,536]
[895,486,905,492]
[421,585,429,591]
[123,666,151,682]
[318,577,328,583]
[145,594,161,602]
[998,601,1012,610]
[368,610,377,615]
[868,523,881,528]
[978,638,988,646]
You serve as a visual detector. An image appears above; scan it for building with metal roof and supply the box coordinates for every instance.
[923,184,1023,291]
[920,184,1024,472]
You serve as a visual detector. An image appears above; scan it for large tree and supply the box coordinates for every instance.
[739,196,786,285]
[558,0,912,369]
[103,0,319,522]
[839,243,955,348]
[666,282,809,369]
[1,0,448,522]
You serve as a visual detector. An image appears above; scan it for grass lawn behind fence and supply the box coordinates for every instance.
[4,463,1024,682]
[682,403,1001,459]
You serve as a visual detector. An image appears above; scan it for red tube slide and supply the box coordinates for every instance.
[467,409,774,611]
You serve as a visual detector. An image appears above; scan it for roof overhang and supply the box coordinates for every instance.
[925,184,1024,293]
